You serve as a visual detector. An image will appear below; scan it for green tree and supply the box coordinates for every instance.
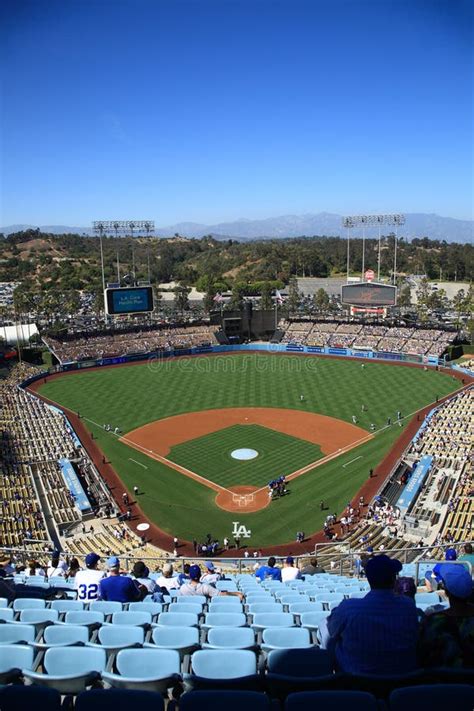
[259,282,273,310]
[398,285,412,309]
[286,277,301,316]
[313,287,329,314]
[227,283,246,311]
[173,285,190,315]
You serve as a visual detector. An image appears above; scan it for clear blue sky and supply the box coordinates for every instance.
[1,0,472,226]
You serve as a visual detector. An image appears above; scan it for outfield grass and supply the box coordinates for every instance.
[168,424,323,488]
[39,353,460,546]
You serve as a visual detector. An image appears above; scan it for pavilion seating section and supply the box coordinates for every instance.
[279,320,456,357]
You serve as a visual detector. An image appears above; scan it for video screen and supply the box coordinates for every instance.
[105,287,154,314]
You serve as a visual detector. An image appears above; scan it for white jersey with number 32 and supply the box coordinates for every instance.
[74,569,105,601]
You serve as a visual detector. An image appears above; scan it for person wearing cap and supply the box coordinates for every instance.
[99,556,146,603]
[418,563,474,668]
[445,547,458,561]
[321,554,419,675]
[255,556,282,582]
[179,564,244,600]
[281,556,301,582]
[201,561,222,585]
[155,562,181,591]
[74,553,105,602]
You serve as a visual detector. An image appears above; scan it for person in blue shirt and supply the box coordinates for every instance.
[99,556,145,603]
[321,554,419,675]
[255,556,282,581]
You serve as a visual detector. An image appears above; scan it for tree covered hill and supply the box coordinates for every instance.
[0,229,472,297]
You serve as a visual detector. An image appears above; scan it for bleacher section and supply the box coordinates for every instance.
[45,324,220,364]
[279,320,456,357]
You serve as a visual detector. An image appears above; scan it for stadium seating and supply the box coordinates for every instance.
[102,647,181,693]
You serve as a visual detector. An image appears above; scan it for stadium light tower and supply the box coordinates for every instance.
[342,214,406,282]
[92,221,107,292]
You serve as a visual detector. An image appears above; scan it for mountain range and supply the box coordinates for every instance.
[2,212,472,243]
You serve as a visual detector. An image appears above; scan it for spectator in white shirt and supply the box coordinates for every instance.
[281,556,301,582]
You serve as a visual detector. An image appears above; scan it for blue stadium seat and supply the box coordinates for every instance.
[19,608,59,633]
[186,649,260,691]
[0,623,35,645]
[261,627,312,652]
[89,600,123,617]
[13,598,46,612]
[61,610,104,629]
[147,625,200,661]
[35,624,89,649]
[168,602,203,616]
[300,610,330,633]
[0,684,62,711]
[127,601,163,617]
[158,612,199,627]
[93,623,144,650]
[201,612,248,631]
[0,608,14,622]
[311,592,345,609]
[286,690,378,710]
[50,599,85,615]
[0,644,35,683]
[267,648,333,677]
[248,603,284,615]
[204,627,256,650]
[0,597,9,608]
[109,611,152,627]
[208,598,243,609]
[389,684,474,711]
[251,612,295,633]
[102,647,181,693]
[23,646,107,694]
[75,688,164,711]
[179,690,271,711]
[215,582,238,592]
[277,594,308,605]
[265,648,339,700]
[288,602,324,615]
[176,596,207,606]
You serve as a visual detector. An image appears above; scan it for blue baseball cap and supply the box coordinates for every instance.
[85,553,100,567]
[286,556,294,564]
[189,564,201,580]
[365,554,402,587]
[445,547,457,561]
[434,563,473,599]
[106,556,120,569]
[204,561,215,571]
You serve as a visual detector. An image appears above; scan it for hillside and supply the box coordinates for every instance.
[0,230,472,297]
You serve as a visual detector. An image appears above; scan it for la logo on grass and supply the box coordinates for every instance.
[232,521,252,539]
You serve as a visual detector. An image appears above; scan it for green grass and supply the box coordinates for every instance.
[39,353,460,546]
[168,424,323,488]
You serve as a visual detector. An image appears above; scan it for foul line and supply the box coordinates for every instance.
[129,458,148,469]
[343,455,362,468]
[80,393,465,502]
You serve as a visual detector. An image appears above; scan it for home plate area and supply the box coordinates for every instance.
[121,408,371,514]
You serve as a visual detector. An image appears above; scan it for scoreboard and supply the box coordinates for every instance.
[105,286,154,315]
[341,282,397,307]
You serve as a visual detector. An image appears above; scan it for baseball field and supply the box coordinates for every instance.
[36,352,460,548]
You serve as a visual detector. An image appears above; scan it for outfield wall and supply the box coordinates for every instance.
[49,342,443,373]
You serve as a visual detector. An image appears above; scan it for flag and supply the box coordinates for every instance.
[275,289,284,305]
[213,292,224,303]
